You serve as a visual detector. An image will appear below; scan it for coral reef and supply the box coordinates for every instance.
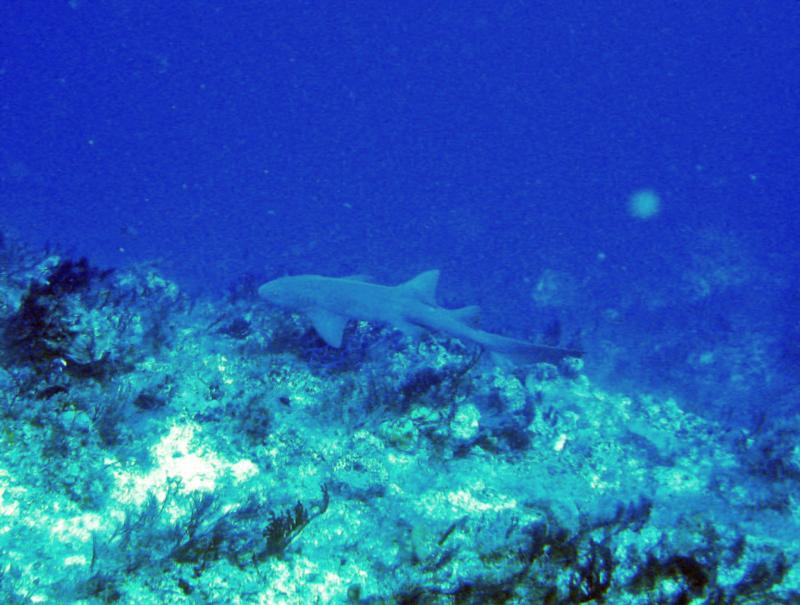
[0,232,798,603]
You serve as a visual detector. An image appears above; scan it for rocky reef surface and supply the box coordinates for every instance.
[0,234,797,604]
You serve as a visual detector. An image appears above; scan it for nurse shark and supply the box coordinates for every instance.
[259,269,582,365]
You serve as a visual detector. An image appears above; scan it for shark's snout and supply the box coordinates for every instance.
[258,279,291,306]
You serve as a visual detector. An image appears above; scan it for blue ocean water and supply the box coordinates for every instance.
[5,1,797,427]
[1,3,800,602]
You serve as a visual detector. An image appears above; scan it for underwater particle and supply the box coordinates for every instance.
[531,268,580,308]
[628,189,661,220]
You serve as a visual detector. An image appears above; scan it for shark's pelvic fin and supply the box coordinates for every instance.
[308,309,348,347]
[395,321,425,339]
[450,304,481,326]
[398,269,440,305]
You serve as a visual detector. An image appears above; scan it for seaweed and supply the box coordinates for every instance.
[91,391,132,447]
[731,553,789,601]
[170,492,226,573]
[567,540,613,602]
[76,572,122,604]
[400,367,446,404]
[264,485,330,556]
[170,486,330,568]
[3,257,115,376]
[398,352,481,413]
[628,553,710,601]
[216,317,253,339]
[85,483,334,590]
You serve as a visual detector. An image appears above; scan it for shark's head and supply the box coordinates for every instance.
[258,276,303,309]
[259,275,329,312]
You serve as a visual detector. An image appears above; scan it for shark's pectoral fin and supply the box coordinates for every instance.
[308,310,348,348]
[398,269,440,305]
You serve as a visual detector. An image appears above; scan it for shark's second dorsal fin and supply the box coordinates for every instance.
[451,305,481,327]
[398,269,440,305]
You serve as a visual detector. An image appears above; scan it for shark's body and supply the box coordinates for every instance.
[259,270,582,364]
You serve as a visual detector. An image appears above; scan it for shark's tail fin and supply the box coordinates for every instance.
[479,332,583,366]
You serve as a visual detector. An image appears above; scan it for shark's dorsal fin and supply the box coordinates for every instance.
[308,309,348,348]
[398,269,440,305]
